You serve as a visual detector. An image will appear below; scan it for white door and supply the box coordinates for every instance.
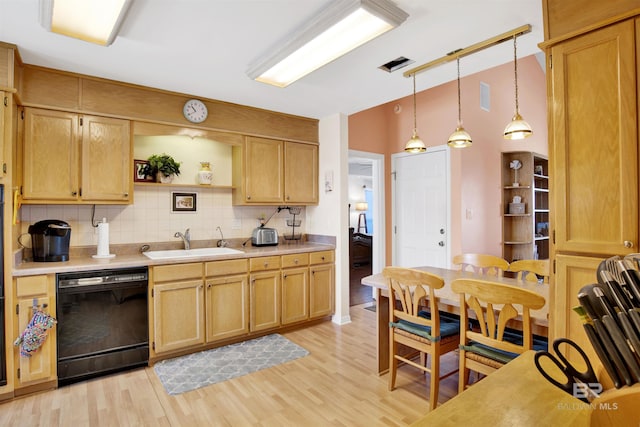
[392,147,449,268]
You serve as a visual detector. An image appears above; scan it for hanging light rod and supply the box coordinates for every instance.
[402,24,531,78]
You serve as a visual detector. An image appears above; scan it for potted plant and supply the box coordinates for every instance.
[143,153,181,183]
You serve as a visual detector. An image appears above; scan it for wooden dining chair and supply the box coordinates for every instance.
[451,278,546,393]
[507,259,550,284]
[383,267,460,410]
[452,253,510,277]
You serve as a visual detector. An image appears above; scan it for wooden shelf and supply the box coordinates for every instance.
[504,185,532,190]
[134,182,234,189]
[502,151,549,261]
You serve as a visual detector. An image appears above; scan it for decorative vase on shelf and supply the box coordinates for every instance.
[197,162,213,185]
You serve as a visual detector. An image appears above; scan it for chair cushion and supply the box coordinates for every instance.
[418,309,461,323]
[461,329,548,364]
[390,316,460,342]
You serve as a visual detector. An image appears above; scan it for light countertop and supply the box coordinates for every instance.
[13,240,335,276]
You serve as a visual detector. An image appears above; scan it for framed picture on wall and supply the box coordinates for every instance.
[134,159,154,182]
[172,192,197,212]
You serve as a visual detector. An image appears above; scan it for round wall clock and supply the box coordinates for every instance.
[183,99,208,123]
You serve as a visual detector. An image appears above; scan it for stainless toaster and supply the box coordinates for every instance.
[251,227,278,246]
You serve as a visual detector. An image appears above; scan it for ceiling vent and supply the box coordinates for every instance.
[378,56,414,72]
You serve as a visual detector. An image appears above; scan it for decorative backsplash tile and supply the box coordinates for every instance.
[20,186,304,247]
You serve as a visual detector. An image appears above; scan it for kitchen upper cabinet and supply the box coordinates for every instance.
[233,136,318,205]
[13,275,57,392]
[549,20,638,255]
[22,107,132,204]
[284,141,318,204]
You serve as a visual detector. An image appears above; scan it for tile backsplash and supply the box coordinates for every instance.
[20,186,305,248]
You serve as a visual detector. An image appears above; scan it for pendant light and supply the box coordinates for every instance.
[404,73,427,153]
[447,57,472,148]
[504,34,532,140]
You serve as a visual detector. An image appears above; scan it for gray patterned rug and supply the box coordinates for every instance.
[153,334,309,395]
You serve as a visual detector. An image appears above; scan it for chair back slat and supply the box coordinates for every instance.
[384,267,444,333]
[452,278,546,354]
[508,259,550,284]
[452,253,510,277]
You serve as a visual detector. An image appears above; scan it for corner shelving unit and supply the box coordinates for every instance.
[501,151,549,262]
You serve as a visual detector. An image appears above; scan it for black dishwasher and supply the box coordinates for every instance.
[56,267,148,386]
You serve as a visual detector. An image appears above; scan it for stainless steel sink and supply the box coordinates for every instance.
[143,247,244,260]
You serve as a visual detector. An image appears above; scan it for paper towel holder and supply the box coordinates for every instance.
[92,217,116,259]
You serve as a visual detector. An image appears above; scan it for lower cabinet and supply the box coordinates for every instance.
[249,256,282,332]
[13,275,57,392]
[151,263,205,355]
[149,250,334,361]
[205,259,249,342]
[309,251,335,318]
[281,253,310,325]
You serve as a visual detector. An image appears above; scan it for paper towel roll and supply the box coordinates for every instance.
[97,221,110,256]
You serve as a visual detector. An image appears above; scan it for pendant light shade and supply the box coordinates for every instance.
[504,34,532,140]
[405,74,426,153]
[447,57,472,148]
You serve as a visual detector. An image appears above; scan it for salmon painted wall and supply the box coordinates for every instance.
[348,55,548,265]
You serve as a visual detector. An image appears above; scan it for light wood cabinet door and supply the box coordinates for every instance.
[309,263,334,319]
[23,108,79,201]
[249,270,281,332]
[80,115,131,202]
[550,20,638,254]
[14,275,57,387]
[553,255,605,382]
[16,297,55,385]
[281,267,309,325]
[205,274,249,342]
[284,141,318,204]
[153,280,205,354]
[244,136,283,203]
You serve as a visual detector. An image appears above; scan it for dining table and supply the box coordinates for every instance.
[360,265,549,375]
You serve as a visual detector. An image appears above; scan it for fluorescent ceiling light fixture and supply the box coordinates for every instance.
[40,0,132,46]
[247,0,409,87]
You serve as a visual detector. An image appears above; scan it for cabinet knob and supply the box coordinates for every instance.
[264,262,268,268]
[71,191,78,196]
[624,240,634,248]
[247,195,251,200]
[286,195,290,200]
[123,193,129,197]
[294,259,299,264]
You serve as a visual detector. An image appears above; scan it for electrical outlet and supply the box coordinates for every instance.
[466,209,473,220]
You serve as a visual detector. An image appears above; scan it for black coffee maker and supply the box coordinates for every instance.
[28,220,71,262]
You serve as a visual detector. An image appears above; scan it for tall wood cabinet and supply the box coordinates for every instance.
[22,107,132,204]
[542,10,640,369]
[232,136,318,205]
[501,151,549,262]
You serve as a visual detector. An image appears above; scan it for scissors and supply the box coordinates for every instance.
[534,338,599,402]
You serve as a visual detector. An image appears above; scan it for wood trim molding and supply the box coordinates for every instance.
[18,63,319,143]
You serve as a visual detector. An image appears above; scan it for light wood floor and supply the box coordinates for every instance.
[0,304,459,426]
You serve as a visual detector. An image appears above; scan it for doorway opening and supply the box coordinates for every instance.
[348,150,384,306]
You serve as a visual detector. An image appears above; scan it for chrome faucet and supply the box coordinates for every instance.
[174,228,191,250]
[216,226,228,247]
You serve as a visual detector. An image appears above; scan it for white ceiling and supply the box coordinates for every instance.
[0,0,544,119]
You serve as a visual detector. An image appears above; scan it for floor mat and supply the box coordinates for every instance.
[153,334,309,395]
